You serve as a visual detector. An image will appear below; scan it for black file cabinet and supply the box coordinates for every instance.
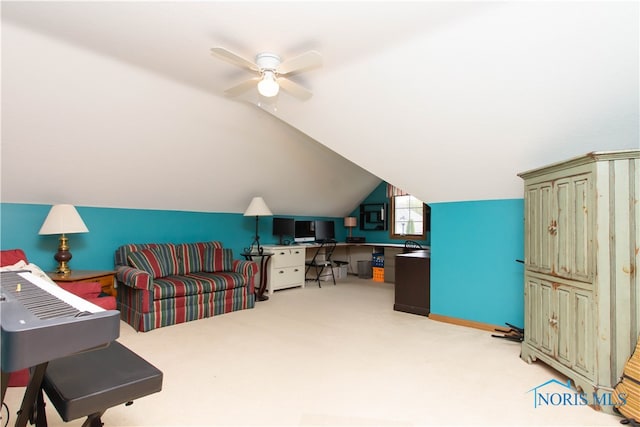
[394,250,430,316]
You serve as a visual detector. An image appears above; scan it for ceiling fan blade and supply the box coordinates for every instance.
[224,77,260,97]
[210,47,259,72]
[278,78,313,101]
[278,51,322,75]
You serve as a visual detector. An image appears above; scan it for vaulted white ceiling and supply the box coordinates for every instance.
[1,1,638,216]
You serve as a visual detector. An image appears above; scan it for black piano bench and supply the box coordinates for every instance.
[42,341,163,427]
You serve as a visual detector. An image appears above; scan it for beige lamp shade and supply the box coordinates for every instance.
[344,216,357,239]
[243,197,272,217]
[39,204,89,235]
[344,217,357,228]
[39,204,88,275]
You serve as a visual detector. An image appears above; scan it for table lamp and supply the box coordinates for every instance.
[243,197,272,254]
[344,216,357,239]
[39,204,89,275]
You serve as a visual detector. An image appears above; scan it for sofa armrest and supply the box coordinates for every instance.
[116,266,152,290]
[233,260,258,277]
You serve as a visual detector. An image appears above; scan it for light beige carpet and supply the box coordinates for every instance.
[2,278,623,426]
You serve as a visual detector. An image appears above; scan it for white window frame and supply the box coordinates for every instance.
[390,194,427,240]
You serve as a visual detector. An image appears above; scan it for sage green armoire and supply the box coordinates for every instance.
[518,149,639,412]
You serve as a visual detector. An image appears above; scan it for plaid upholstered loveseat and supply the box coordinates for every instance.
[115,241,257,332]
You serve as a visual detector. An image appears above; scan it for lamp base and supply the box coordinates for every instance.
[54,263,71,275]
[54,235,73,275]
[243,215,264,255]
[244,238,264,255]
[346,236,366,244]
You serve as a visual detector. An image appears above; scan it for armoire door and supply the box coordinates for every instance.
[524,182,554,275]
[555,172,593,283]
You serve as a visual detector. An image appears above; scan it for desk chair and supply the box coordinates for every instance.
[404,240,423,253]
[305,239,338,287]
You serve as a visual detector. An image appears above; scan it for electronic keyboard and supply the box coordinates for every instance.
[0,270,120,373]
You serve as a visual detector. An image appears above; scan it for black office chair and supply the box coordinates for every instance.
[305,239,338,287]
[404,240,423,253]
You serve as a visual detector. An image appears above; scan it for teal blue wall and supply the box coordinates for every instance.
[354,184,524,327]
[430,199,525,327]
[1,198,525,327]
[0,203,345,271]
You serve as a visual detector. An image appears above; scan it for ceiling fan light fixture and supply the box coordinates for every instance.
[257,71,279,97]
[212,48,319,100]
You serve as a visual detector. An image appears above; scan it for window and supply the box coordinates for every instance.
[390,194,427,240]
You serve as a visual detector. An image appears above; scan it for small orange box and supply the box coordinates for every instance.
[372,267,384,282]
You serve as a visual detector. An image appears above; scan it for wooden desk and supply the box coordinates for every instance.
[306,242,424,281]
[258,242,431,295]
[47,270,117,297]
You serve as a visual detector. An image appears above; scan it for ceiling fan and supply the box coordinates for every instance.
[210,47,322,101]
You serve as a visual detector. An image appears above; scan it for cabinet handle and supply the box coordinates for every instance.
[549,318,558,326]
[547,220,558,236]
[294,269,299,272]
[279,252,286,255]
[278,270,284,274]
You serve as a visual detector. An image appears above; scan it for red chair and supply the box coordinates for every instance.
[1,249,117,387]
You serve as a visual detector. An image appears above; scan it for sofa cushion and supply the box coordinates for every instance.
[116,243,179,275]
[8,369,29,387]
[1,249,28,267]
[127,248,169,278]
[176,242,223,275]
[115,243,161,267]
[203,248,233,273]
[57,281,102,299]
[57,282,117,310]
[153,244,180,275]
[153,272,247,299]
[87,295,117,310]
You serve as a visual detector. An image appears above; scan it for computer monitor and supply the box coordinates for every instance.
[314,220,335,242]
[272,217,295,245]
[294,220,315,243]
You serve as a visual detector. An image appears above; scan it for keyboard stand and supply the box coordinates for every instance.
[41,341,163,427]
[11,363,49,427]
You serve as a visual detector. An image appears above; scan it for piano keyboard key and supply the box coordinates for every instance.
[1,271,82,320]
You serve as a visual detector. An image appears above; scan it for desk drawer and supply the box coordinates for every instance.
[269,266,304,290]
[271,248,305,268]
